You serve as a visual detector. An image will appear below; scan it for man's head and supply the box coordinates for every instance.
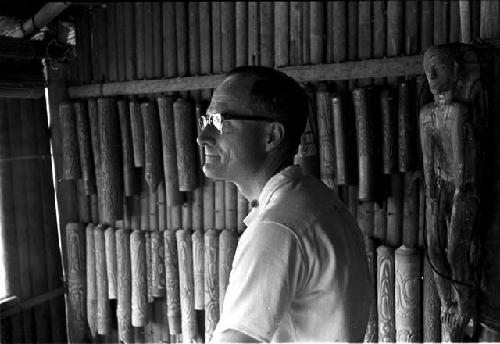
[423,45,458,95]
[197,66,309,183]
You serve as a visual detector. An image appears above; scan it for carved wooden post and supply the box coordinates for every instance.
[395,246,421,342]
[66,223,87,342]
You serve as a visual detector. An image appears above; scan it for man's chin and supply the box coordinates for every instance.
[202,164,226,181]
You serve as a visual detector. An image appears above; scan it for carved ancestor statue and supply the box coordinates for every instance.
[420,44,485,342]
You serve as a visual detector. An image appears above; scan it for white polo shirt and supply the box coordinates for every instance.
[212,165,372,342]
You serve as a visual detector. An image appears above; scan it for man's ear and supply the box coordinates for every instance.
[265,122,285,152]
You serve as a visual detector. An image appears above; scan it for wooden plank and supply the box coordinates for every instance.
[68,55,424,98]
[34,98,66,342]
[21,99,51,342]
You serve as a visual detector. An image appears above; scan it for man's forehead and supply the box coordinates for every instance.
[207,74,259,114]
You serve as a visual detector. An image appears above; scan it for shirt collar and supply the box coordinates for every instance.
[243,165,303,227]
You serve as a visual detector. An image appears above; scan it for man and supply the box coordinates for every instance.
[197,66,371,342]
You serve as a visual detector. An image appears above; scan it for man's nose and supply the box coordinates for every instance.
[197,126,216,146]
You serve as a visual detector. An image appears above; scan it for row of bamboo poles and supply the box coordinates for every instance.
[59,95,248,343]
[49,1,500,344]
[71,1,482,86]
[0,98,66,343]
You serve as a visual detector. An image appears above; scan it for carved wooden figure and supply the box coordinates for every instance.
[116,228,133,343]
[85,224,97,338]
[395,246,421,342]
[164,229,181,334]
[420,44,483,341]
[66,223,87,342]
[377,245,396,342]
[205,229,220,342]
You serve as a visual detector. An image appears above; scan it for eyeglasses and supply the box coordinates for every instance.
[199,112,276,133]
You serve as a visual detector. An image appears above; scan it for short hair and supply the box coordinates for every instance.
[227,66,309,151]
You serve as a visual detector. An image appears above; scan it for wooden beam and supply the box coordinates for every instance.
[68,55,423,98]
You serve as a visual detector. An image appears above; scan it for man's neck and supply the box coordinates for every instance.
[235,156,292,203]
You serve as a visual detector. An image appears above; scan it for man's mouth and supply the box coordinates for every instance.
[204,154,220,163]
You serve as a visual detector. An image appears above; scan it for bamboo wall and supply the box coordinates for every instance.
[0,98,66,343]
[47,1,500,343]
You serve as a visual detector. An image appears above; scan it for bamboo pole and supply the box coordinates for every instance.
[364,236,377,342]
[310,2,323,65]
[131,229,147,327]
[60,102,81,180]
[221,2,236,71]
[450,2,461,43]
[380,89,397,174]
[377,245,396,342]
[124,2,136,81]
[104,227,117,299]
[74,101,96,195]
[259,2,274,67]
[95,224,110,335]
[423,256,441,342]
[302,2,310,65]
[347,0,358,62]
[87,99,104,223]
[86,224,97,338]
[106,3,118,82]
[98,97,123,224]
[163,2,178,78]
[158,96,182,205]
[374,201,387,243]
[143,2,154,80]
[421,1,434,52]
[115,3,126,82]
[387,174,403,247]
[177,228,197,342]
[316,83,336,188]
[76,179,90,224]
[152,2,163,78]
[164,227,181,334]
[290,2,302,65]
[66,223,87,342]
[434,1,448,45]
[236,2,248,67]
[188,2,201,76]
[248,2,259,66]
[173,98,198,191]
[117,99,137,196]
[332,1,347,63]
[275,2,289,67]
[395,246,421,341]
[204,229,219,342]
[135,2,145,79]
[141,101,163,192]
[116,228,132,343]
[176,2,189,77]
